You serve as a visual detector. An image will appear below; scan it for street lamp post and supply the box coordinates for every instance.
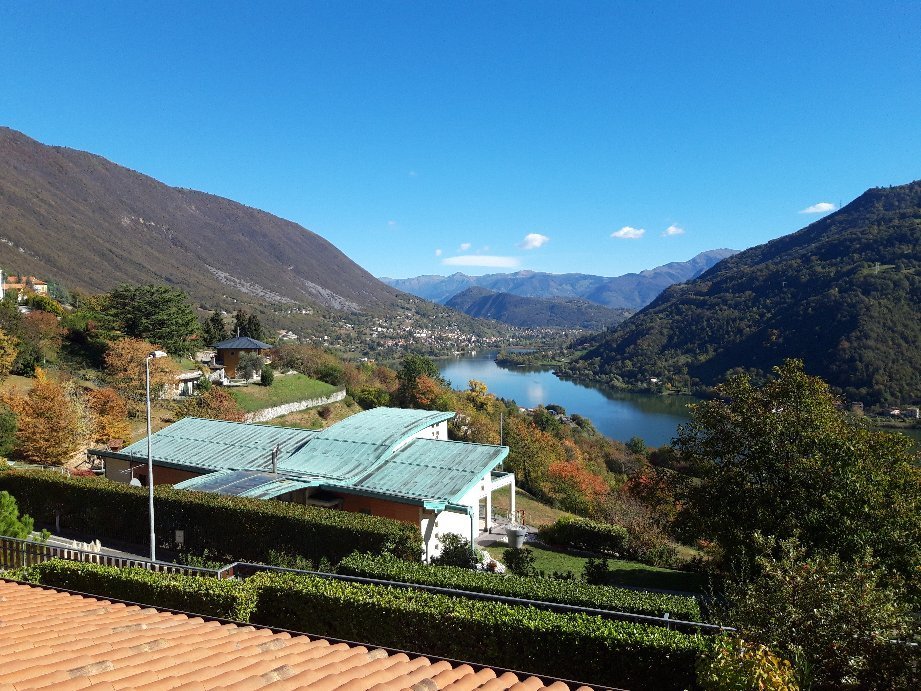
[145,350,168,562]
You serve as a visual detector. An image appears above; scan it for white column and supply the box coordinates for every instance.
[510,476,516,522]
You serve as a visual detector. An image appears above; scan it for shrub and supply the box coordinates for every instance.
[502,547,538,577]
[696,635,799,691]
[0,470,422,564]
[249,570,704,689]
[259,365,274,386]
[13,559,255,620]
[538,516,628,555]
[431,533,478,569]
[338,552,701,620]
[717,536,919,690]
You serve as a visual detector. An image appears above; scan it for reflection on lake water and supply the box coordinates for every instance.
[437,354,694,447]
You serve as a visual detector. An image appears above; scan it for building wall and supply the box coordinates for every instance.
[104,458,199,487]
[216,347,267,378]
[421,507,474,561]
[410,420,448,442]
[336,493,421,525]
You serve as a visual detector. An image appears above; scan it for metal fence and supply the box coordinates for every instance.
[0,535,731,633]
[0,536,218,577]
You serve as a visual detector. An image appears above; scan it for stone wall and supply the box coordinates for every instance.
[243,389,347,423]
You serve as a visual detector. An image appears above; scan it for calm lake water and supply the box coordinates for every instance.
[437,354,694,447]
[437,354,921,449]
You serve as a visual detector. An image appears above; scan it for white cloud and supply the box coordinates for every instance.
[661,224,685,237]
[442,255,521,268]
[387,220,397,227]
[408,170,417,177]
[434,248,442,257]
[611,226,645,239]
[519,233,550,250]
[459,242,472,251]
[799,202,836,214]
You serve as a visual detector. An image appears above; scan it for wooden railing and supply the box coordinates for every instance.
[0,536,218,577]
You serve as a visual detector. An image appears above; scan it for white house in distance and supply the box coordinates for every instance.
[90,407,515,560]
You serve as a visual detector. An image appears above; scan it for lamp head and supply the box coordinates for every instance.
[148,350,168,359]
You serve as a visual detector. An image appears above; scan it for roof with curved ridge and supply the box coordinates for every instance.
[94,408,507,507]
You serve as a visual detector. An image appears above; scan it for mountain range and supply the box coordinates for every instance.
[381,249,736,310]
[444,287,633,329]
[0,127,407,314]
[563,180,921,406]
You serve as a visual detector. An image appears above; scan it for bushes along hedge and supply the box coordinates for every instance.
[538,515,629,554]
[249,570,703,690]
[338,552,702,620]
[13,559,255,620]
[0,470,421,563]
[6,558,703,689]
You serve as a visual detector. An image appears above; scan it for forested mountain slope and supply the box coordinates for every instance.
[445,286,632,329]
[564,181,921,406]
[0,127,406,313]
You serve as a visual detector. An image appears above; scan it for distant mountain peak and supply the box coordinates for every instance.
[382,250,738,309]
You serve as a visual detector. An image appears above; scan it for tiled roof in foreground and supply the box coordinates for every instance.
[0,580,590,691]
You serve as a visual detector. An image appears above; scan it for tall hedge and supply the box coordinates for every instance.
[5,558,703,689]
[338,552,701,620]
[250,571,703,689]
[13,559,255,620]
[538,515,629,554]
[0,470,421,563]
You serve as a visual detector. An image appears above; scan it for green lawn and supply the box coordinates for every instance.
[491,486,577,527]
[229,374,340,413]
[526,543,706,593]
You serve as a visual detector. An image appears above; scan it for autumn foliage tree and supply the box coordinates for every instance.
[85,387,131,445]
[174,387,245,422]
[104,338,178,414]
[0,328,18,378]
[2,368,88,465]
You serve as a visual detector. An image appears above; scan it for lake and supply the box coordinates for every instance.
[437,354,694,447]
[437,354,921,449]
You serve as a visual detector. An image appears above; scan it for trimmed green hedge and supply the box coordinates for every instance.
[5,558,703,689]
[338,552,701,620]
[0,471,421,564]
[249,570,703,689]
[12,559,255,620]
[538,516,629,554]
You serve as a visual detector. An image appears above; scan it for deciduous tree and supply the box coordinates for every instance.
[2,368,88,466]
[174,387,245,422]
[104,338,178,414]
[0,328,18,378]
[85,387,131,445]
[675,359,921,599]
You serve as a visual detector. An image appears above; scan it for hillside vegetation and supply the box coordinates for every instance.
[445,286,632,329]
[565,181,921,406]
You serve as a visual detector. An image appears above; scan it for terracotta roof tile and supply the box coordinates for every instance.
[0,581,589,691]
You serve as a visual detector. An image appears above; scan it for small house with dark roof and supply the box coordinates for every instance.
[213,336,273,378]
[90,407,516,560]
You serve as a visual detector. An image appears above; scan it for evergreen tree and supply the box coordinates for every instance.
[107,284,200,355]
[202,311,228,345]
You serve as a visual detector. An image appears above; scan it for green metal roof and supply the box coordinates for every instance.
[353,438,507,506]
[281,408,455,481]
[97,417,317,473]
[91,408,507,507]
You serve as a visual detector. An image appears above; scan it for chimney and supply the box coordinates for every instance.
[271,444,281,473]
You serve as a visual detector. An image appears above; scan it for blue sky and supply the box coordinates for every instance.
[1,2,919,278]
